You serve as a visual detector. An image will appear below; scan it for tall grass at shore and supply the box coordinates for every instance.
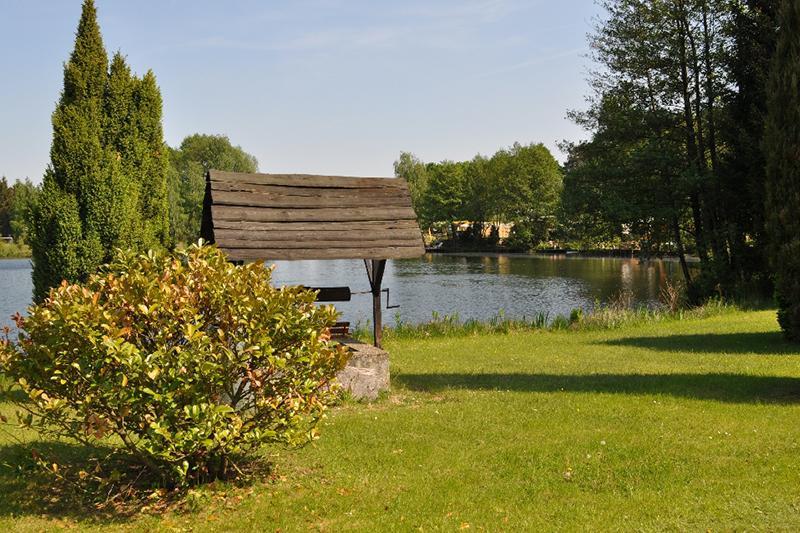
[352,285,740,342]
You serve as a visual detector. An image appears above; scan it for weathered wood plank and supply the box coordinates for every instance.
[213,220,420,232]
[219,238,422,249]
[211,205,418,223]
[211,180,411,199]
[211,189,411,209]
[209,170,407,189]
[204,170,425,261]
[222,245,426,261]
[307,286,352,302]
[214,228,424,242]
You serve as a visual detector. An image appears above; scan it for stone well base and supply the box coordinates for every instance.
[336,341,389,401]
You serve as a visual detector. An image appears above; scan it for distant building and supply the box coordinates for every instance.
[452,221,513,241]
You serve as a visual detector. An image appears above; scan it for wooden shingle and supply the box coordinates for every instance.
[201,170,426,261]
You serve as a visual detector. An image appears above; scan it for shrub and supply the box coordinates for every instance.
[659,279,687,313]
[0,244,349,487]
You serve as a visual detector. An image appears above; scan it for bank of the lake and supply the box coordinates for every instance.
[1,308,798,531]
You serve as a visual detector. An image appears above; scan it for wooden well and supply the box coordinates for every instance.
[200,170,425,348]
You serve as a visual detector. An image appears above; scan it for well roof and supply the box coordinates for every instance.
[201,170,425,261]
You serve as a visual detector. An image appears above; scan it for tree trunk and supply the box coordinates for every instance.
[672,215,692,286]
[676,7,709,263]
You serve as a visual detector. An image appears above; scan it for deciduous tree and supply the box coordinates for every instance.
[167,134,258,244]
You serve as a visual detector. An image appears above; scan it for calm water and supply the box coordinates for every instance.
[0,254,682,331]
[0,258,34,332]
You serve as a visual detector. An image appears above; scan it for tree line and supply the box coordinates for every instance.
[560,0,778,300]
[0,177,38,243]
[394,142,562,249]
[396,0,799,338]
[0,1,258,299]
[560,0,800,337]
[1,135,256,247]
[0,133,257,261]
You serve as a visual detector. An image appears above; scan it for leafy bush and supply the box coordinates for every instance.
[0,244,348,487]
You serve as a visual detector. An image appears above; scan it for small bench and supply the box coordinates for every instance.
[329,321,350,338]
[307,286,352,340]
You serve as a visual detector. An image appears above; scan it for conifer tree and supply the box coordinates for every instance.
[103,52,145,249]
[132,70,170,247]
[30,0,169,301]
[31,0,109,300]
[764,0,800,340]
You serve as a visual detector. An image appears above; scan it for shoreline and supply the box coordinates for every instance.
[424,250,701,263]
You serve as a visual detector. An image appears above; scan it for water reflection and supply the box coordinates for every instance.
[0,254,683,330]
[268,254,682,327]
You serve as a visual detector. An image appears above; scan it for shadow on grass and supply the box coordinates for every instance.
[0,438,273,523]
[599,331,800,355]
[0,439,128,524]
[395,372,800,404]
[0,388,29,403]
[0,377,28,403]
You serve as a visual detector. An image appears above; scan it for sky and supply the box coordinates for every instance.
[0,0,603,182]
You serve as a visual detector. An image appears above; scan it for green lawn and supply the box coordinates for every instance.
[2,309,800,531]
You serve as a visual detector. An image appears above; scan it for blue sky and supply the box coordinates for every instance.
[0,0,602,182]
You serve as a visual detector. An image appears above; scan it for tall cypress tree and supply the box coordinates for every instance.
[132,70,170,247]
[764,0,800,340]
[103,54,169,248]
[30,0,169,301]
[104,52,144,249]
[31,0,108,301]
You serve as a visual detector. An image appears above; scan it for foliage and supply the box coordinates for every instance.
[719,0,778,286]
[394,143,562,245]
[8,179,39,243]
[563,0,778,297]
[394,152,429,225]
[504,219,549,251]
[104,53,171,249]
[0,177,11,236]
[0,241,31,259]
[424,161,467,235]
[29,0,169,302]
[764,0,800,341]
[0,244,349,488]
[167,134,258,245]
[0,176,36,243]
[561,91,689,259]
[499,143,562,224]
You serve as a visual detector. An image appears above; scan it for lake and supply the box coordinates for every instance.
[0,254,683,331]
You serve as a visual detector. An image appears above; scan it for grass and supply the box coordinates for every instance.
[2,308,800,530]
[352,297,734,341]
